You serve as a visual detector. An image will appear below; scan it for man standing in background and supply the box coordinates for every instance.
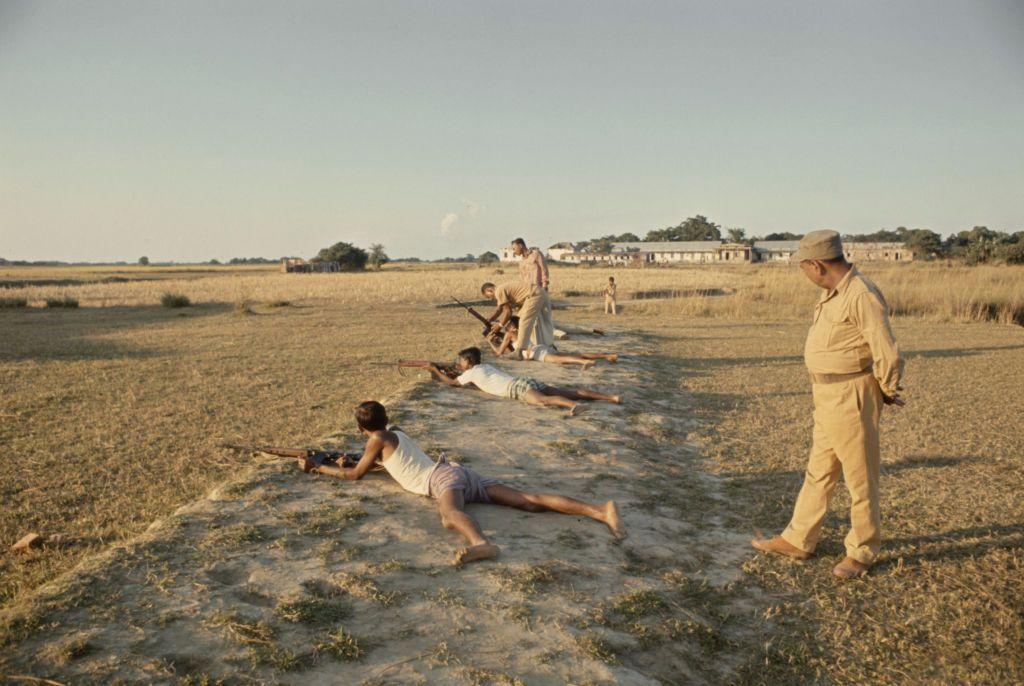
[512,238,549,290]
[510,238,554,343]
[751,230,904,579]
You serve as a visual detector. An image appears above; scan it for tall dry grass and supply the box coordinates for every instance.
[2,262,1022,325]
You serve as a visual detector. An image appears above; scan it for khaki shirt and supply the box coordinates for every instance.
[518,249,549,289]
[804,267,903,396]
[495,282,538,308]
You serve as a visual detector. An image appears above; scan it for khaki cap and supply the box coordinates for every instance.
[792,230,844,262]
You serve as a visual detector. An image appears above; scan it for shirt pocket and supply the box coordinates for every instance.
[822,306,855,349]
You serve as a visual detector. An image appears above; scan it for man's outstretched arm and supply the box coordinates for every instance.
[302,433,383,480]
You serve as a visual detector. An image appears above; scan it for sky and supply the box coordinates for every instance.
[1,0,1023,262]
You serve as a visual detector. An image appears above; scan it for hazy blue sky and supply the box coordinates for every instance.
[2,0,1022,262]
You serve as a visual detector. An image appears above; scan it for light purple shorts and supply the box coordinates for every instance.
[428,461,502,503]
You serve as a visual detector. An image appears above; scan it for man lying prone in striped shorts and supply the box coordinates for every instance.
[297,401,626,566]
[404,346,621,415]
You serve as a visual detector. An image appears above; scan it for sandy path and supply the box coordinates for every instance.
[0,330,771,685]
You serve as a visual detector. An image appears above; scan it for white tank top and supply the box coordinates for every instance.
[380,431,437,496]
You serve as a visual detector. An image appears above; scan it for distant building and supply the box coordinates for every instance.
[547,242,577,262]
[281,258,341,273]
[717,243,754,262]
[844,242,914,262]
[499,247,519,263]
[753,240,801,262]
[612,241,723,264]
[542,237,913,265]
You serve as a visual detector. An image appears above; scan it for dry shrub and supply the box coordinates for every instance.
[160,292,191,308]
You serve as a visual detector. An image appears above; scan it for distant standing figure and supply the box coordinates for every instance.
[511,238,549,290]
[604,277,618,315]
[751,230,904,580]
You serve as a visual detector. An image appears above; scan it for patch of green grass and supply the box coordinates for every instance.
[490,562,574,596]
[283,504,367,536]
[575,631,619,664]
[459,666,526,686]
[366,557,410,574]
[274,596,351,625]
[314,626,364,661]
[506,603,532,625]
[178,674,225,686]
[200,524,266,550]
[425,587,465,609]
[317,540,365,564]
[160,292,191,307]
[39,633,94,664]
[609,589,667,620]
[333,572,405,606]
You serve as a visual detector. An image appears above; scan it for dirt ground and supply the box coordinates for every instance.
[0,329,784,684]
[2,266,1022,685]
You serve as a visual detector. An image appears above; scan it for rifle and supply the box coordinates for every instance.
[451,295,504,339]
[222,443,361,468]
[397,360,460,380]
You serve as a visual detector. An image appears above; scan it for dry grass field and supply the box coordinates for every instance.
[1,262,1022,684]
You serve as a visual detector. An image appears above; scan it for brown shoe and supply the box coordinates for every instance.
[750,535,811,561]
[832,557,870,579]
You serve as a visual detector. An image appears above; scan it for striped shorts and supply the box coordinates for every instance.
[506,376,548,400]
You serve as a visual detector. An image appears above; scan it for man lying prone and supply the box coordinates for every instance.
[297,400,626,566]
[404,347,620,415]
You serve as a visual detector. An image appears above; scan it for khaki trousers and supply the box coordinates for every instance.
[782,373,883,564]
[515,289,554,353]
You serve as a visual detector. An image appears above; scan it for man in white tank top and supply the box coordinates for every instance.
[296,400,627,567]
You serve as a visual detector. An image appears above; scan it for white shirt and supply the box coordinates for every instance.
[456,363,514,397]
[380,430,437,496]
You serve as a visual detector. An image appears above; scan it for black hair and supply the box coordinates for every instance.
[822,256,849,266]
[458,346,481,366]
[609,276,615,282]
[509,315,520,328]
[355,400,388,431]
[511,238,526,248]
[481,282,495,294]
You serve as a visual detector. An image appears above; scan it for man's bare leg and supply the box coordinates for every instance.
[523,388,579,414]
[484,485,627,539]
[542,352,597,369]
[436,489,500,566]
[544,385,621,404]
[580,352,617,363]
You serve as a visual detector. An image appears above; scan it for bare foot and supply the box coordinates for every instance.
[581,361,596,371]
[604,501,627,539]
[607,354,618,363]
[569,403,584,416]
[453,543,501,567]
[610,395,622,404]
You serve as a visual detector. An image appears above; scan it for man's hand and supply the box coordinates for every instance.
[883,394,906,407]
[297,455,319,473]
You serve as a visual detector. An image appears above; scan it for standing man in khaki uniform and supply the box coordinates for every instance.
[752,230,904,579]
[481,281,555,354]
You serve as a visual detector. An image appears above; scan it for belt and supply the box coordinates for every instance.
[809,369,872,384]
